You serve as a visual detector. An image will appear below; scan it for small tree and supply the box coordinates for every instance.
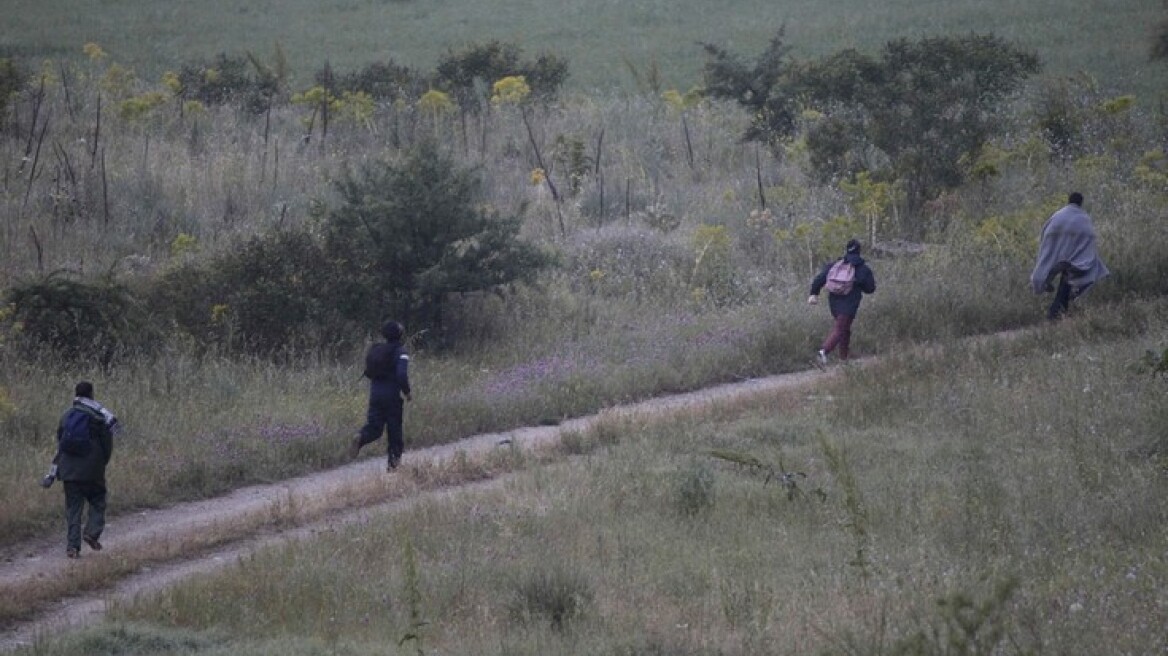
[700,27,798,147]
[322,141,552,335]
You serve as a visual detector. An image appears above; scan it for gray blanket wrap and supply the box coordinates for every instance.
[1029,204,1109,294]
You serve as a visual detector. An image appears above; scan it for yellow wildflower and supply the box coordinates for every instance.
[491,76,530,105]
[83,43,106,61]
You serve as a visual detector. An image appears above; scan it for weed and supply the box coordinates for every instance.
[674,461,716,517]
[506,565,593,633]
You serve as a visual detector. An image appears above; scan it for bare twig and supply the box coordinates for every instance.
[29,225,44,275]
[755,146,766,209]
[520,105,565,236]
[90,96,101,170]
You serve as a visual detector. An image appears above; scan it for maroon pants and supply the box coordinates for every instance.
[822,313,855,360]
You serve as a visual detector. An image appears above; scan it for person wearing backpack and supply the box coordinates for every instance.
[349,320,412,471]
[807,239,877,366]
[55,381,115,559]
[1029,192,1109,321]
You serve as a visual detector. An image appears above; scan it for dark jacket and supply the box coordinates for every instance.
[810,253,877,317]
[364,340,411,403]
[56,402,114,485]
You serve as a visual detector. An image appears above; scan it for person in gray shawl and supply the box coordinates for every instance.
[1030,192,1109,320]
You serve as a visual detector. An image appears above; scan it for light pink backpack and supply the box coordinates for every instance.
[825,259,855,295]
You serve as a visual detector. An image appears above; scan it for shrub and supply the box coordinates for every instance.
[674,461,716,517]
[2,273,160,363]
[434,40,568,113]
[334,59,425,101]
[148,228,357,355]
[322,140,553,339]
[177,50,286,114]
[507,565,593,632]
[0,56,28,134]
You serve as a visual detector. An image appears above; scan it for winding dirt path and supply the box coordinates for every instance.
[0,365,841,650]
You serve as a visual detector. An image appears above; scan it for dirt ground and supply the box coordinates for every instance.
[0,365,836,651]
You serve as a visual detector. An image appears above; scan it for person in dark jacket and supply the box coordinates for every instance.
[349,320,412,471]
[808,239,877,366]
[56,381,115,558]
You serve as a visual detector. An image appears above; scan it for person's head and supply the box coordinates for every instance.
[381,320,404,342]
[1068,191,1084,206]
[846,239,862,255]
[75,381,94,399]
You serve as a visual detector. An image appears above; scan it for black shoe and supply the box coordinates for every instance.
[66,548,79,559]
[348,435,363,460]
[387,457,400,472]
[83,534,102,551]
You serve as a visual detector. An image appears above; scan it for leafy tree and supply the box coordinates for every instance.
[875,35,1035,206]
[700,27,797,146]
[798,34,1040,216]
[322,141,552,335]
[704,30,1039,223]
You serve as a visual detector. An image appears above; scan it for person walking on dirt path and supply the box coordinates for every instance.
[350,320,412,471]
[55,381,115,559]
[1030,191,1109,321]
[808,239,877,367]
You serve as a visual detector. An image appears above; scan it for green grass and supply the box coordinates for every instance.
[1,0,1163,97]
[21,300,1165,655]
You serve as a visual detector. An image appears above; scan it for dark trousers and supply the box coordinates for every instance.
[822,312,855,360]
[359,398,404,465]
[1047,263,1092,321]
[64,481,106,551]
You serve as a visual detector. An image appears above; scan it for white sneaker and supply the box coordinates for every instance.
[816,350,828,368]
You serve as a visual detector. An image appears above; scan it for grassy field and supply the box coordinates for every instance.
[1,0,1163,96]
[2,0,1167,649]
[21,301,1167,655]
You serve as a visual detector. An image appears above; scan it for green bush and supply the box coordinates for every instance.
[434,40,568,112]
[322,140,554,340]
[332,59,425,101]
[2,273,161,363]
[0,56,28,134]
[148,228,358,355]
[507,565,593,632]
[177,50,286,114]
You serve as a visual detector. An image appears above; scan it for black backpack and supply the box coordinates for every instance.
[59,408,94,457]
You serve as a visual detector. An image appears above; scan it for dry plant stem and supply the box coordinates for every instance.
[519,105,565,236]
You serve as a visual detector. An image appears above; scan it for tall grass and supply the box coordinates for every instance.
[22,301,1160,655]
[3,120,1166,547]
[3,1,1167,558]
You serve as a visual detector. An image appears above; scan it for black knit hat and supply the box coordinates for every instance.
[381,321,404,341]
[846,239,862,254]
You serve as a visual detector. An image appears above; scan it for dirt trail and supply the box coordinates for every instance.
[0,365,837,650]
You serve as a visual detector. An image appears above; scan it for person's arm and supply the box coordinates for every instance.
[94,415,113,464]
[396,350,412,401]
[808,263,829,303]
[861,266,876,294]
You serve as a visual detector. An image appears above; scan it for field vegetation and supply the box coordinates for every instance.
[24,304,1168,654]
[1,0,1167,651]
